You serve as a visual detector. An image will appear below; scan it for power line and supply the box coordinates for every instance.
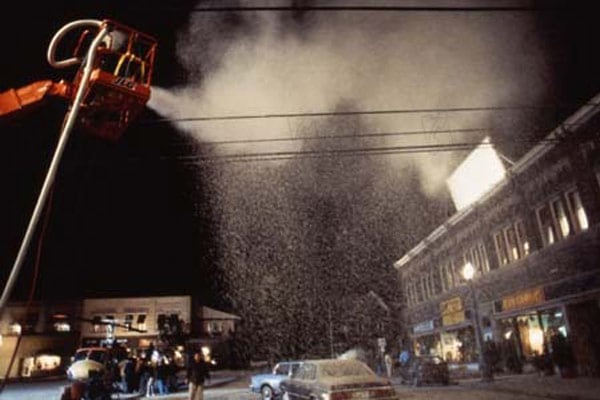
[188,5,557,13]
[166,137,563,164]
[190,128,490,146]
[145,104,562,124]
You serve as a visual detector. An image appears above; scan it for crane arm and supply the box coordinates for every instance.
[0,80,71,121]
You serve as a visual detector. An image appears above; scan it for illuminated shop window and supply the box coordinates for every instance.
[10,323,22,335]
[54,322,70,332]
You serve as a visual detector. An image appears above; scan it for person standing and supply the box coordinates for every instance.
[188,351,210,400]
[384,353,393,378]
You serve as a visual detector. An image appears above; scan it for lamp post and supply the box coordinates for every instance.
[462,262,493,381]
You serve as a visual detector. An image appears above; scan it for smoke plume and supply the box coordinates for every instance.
[148,2,550,194]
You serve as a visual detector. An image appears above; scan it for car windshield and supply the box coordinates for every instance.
[73,350,88,362]
[274,363,290,375]
[320,361,374,378]
[88,350,107,363]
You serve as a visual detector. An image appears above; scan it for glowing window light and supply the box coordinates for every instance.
[546,226,555,244]
[553,200,570,238]
[446,137,506,211]
[529,328,544,355]
[54,322,71,332]
[569,191,589,231]
[10,323,22,335]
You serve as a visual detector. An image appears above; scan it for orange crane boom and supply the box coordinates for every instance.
[0,80,70,121]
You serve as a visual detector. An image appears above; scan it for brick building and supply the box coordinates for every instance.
[394,93,600,376]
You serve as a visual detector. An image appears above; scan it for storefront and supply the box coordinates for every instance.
[437,297,477,362]
[411,320,440,357]
[493,286,568,360]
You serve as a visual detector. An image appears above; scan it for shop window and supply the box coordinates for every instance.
[35,355,61,371]
[54,322,70,332]
[9,322,22,335]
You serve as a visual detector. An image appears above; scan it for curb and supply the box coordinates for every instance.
[461,380,597,400]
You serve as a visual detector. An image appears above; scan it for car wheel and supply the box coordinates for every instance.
[261,385,274,400]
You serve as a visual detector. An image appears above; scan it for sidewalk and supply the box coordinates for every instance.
[137,370,246,399]
[460,372,600,400]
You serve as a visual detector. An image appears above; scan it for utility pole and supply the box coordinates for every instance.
[328,301,334,358]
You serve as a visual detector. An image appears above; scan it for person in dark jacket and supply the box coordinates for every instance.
[187,352,210,400]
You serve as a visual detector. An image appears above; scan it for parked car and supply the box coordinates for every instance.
[280,359,398,400]
[250,361,302,400]
[397,355,450,386]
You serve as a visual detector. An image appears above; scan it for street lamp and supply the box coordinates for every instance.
[462,262,493,382]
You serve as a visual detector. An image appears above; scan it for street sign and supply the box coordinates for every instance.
[377,337,386,352]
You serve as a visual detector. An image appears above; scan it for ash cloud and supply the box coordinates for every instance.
[149,2,550,195]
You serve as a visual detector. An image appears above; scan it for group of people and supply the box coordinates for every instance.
[108,345,211,399]
[114,348,179,396]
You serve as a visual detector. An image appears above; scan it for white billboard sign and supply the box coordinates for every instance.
[446,137,506,211]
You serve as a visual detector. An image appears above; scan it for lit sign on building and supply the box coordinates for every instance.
[502,287,545,311]
[440,297,465,327]
[446,137,506,211]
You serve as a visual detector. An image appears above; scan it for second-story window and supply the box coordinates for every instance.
[92,315,102,333]
[537,204,557,246]
[444,262,455,290]
[463,241,490,275]
[439,264,447,292]
[537,189,589,247]
[494,219,530,266]
[124,314,133,330]
[565,189,589,232]
[137,314,147,331]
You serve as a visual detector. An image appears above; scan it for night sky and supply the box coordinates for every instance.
[2,0,600,305]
